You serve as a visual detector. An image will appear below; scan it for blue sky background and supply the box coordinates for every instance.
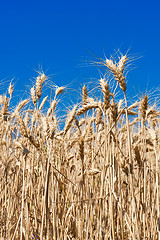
[0,0,160,106]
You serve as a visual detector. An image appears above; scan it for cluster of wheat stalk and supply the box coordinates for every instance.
[0,54,160,240]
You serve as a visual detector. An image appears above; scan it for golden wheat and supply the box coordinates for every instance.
[0,54,160,240]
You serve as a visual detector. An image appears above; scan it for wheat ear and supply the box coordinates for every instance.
[36,73,47,100]
[105,55,127,93]
[82,85,88,106]
[64,105,77,134]
[99,78,111,110]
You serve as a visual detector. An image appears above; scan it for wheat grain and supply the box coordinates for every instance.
[55,86,65,96]
[36,74,47,100]
[82,85,87,106]
[111,100,118,123]
[64,105,77,134]
[16,113,28,137]
[139,95,148,119]
[99,78,111,109]
[8,82,14,97]
[96,107,103,125]
[1,96,9,115]
[39,96,48,111]
[16,99,29,112]
[76,103,99,116]
[30,87,37,105]
[105,55,127,93]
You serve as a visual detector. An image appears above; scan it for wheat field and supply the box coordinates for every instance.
[0,54,160,239]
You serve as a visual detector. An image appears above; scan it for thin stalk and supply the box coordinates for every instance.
[155,138,160,239]
[52,168,57,240]
[20,154,26,240]
[4,166,7,240]
[124,93,140,240]
[40,153,51,240]
[141,118,147,239]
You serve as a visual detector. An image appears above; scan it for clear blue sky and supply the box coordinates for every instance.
[0,0,160,102]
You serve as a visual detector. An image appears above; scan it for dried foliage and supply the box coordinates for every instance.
[0,57,160,240]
